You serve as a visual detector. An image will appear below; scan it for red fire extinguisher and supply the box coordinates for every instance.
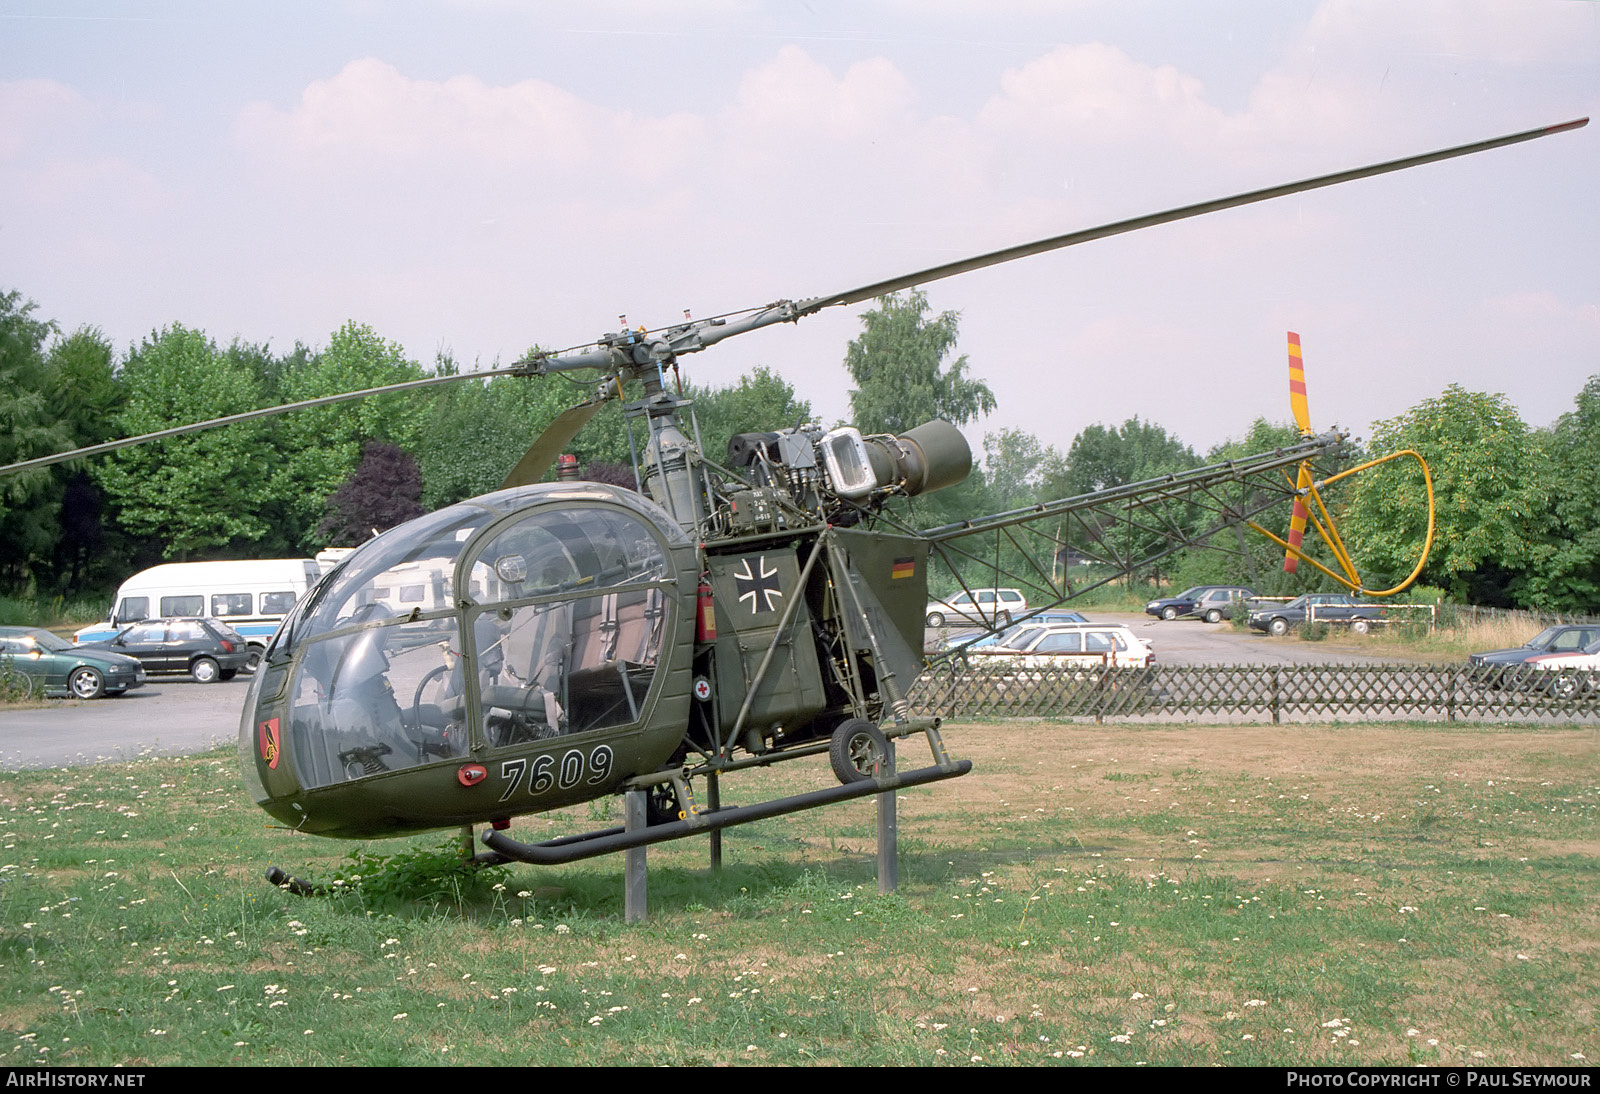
[696,575,716,642]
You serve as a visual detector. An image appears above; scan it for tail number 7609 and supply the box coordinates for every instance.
[497,746,615,803]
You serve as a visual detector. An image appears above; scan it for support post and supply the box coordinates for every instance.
[707,772,722,872]
[624,789,647,924]
[877,739,898,894]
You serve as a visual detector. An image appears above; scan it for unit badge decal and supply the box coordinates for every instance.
[258,718,280,769]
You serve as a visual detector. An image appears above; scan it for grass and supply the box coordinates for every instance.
[1219,604,1568,663]
[0,722,1593,1066]
[1361,613,1549,660]
[0,595,112,630]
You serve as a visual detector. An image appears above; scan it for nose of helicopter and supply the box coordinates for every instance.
[238,482,700,839]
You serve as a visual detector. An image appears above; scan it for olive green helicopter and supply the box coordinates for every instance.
[3,117,1585,877]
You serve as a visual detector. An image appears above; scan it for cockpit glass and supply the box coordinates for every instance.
[466,509,671,745]
[286,618,470,789]
[468,507,670,598]
[296,506,493,638]
[266,502,676,789]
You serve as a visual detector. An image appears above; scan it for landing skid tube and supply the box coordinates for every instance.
[480,759,972,866]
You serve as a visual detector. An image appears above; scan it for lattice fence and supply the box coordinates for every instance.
[906,662,1600,722]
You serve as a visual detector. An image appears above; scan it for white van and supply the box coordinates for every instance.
[74,559,325,668]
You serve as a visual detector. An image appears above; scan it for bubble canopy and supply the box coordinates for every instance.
[242,484,695,828]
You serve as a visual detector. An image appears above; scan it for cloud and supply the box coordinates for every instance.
[1305,0,1599,66]
[6,11,1588,458]
[235,57,705,179]
[728,45,915,138]
[0,78,163,223]
[979,42,1225,147]
[0,78,91,160]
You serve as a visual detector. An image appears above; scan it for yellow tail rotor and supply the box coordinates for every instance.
[1284,332,1314,574]
[1253,332,1435,598]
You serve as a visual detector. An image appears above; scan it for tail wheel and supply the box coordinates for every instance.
[645,782,683,826]
[191,656,220,684]
[829,719,889,784]
[1350,618,1371,635]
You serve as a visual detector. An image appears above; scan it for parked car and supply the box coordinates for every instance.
[1468,624,1600,671]
[0,626,147,700]
[1248,593,1385,636]
[77,617,253,683]
[1146,585,1218,621]
[933,610,1090,655]
[1193,586,1260,623]
[925,588,1027,628]
[979,622,1155,670]
[1015,609,1090,627]
[1147,585,1258,622]
[1520,639,1600,697]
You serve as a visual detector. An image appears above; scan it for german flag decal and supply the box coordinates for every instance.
[891,557,916,580]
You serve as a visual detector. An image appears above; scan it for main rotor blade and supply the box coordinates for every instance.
[0,366,527,477]
[499,398,608,489]
[5,118,1585,479]
[797,117,1588,314]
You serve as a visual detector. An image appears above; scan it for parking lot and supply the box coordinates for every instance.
[0,675,252,771]
[932,610,1422,668]
[3,611,1426,772]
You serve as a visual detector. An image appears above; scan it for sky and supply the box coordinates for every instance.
[2,0,1596,467]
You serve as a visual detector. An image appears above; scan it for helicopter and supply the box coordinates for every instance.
[1,117,1585,874]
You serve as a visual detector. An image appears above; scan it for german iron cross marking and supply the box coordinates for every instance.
[733,556,783,614]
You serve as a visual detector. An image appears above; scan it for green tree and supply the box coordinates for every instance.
[844,289,995,436]
[982,427,1061,510]
[842,289,996,541]
[268,322,430,551]
[43,326,128,593]
[1344,385,1546,604]
[1166,418,1320,594]
[685,366,812,468]
[0,291,68,592]
[419,374,551,507]
[225,339,315,408]
[46,326,122,447]
[1034,417,1200,582]
[1043,417,1199,499]
[1520,376,1600,612]
[417,363,635,510]
[95,324,272,558]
